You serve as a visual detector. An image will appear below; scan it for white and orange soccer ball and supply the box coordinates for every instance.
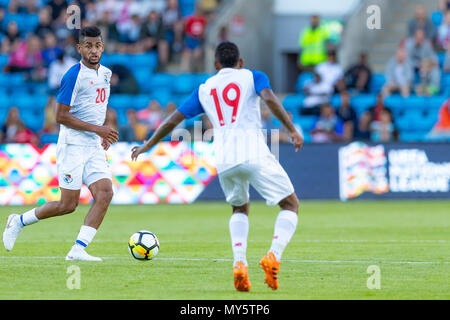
[128,231,160,260]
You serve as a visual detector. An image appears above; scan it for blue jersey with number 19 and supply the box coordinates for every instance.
[56,61,112,146]
[178,68,273,173]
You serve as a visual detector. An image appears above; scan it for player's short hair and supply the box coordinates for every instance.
[79,26,102,43]
[215,42,240,68]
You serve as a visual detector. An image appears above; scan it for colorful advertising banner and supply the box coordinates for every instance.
[0,142,217,205]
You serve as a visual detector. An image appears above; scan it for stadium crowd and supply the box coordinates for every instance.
[1,0,449,146]
[291,1,450,143]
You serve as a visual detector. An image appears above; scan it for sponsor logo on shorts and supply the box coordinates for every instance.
[63,174,73,184]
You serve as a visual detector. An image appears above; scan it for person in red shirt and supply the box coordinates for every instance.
[180,7,207,72]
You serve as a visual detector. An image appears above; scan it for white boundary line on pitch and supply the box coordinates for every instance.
[17,239,450,243]
[0,256,448,265]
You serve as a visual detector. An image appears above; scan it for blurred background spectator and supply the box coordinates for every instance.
[415,57,441,96]
[344,52,372,94]
[315,49,345,93]
[407,4,435,41]
[301,71,332,116]
[382,47,413,98]
[298,14,329,72]
[405,28,437,73]
[336,91,357,141]
[310,103,343,143]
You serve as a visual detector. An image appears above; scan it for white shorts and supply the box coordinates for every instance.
[218,155,295,206]
[56,143,112,190]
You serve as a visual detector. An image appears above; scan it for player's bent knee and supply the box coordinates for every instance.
[279,193,299,213]
[94,189,114,205]
[58,201,78,215]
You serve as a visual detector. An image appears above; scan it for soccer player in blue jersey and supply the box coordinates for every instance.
[3,26,118,261]
[131,42,303,291]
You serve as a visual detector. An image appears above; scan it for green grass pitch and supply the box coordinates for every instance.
[0,200,449,300]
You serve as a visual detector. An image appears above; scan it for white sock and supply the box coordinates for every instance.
[229,213,249,266]
[19,208,39,227]
[269,210,298,262]
[75,225,97,249]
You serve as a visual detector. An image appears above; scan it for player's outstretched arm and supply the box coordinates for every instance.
[56,102,119,144]
[260,88,304,152]
[131,110,186,161]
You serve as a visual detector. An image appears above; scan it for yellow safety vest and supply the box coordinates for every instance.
[299,26,329,66]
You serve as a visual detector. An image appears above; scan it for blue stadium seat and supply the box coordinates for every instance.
[151,89,172,106]
[147,73,174,91]
[431,11,443,28]
[400,132,427,142]
[3,14,39,33]
[330,94,341,108]
[13,94,47,110]
[350,94,376,115]
[297,116,318,132]
[109,95,135,110]
[426,95,447,109]
[440,72,450,94]
[0,54,8,69]
[40,133,58,145]
[19,108,44,132]
[283,94,304,112]
[295,72,314,93]
[179,0,196,16]
[438,52,446,69]
[172,74,196,94]
[133,68,153,89]
[0,0,10,8]
[0,107,9,125]
[369,74,385,93]
[0,92,9,108]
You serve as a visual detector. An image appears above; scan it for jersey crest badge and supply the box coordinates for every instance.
[63,174,73,184]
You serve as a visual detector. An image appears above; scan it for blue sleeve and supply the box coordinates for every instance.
[177,87,204,119]
[56,63,80,106]
[250,69,271,95]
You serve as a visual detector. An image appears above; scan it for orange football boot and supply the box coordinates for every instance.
[233,262,251,292]
[259,252,281,290]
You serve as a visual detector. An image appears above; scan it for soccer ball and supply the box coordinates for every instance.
[128,230,160,260]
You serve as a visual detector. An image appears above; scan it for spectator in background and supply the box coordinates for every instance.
[370,109,396,142]
[336,91,357,141]
[315,50,346,93]
[310,103,344,143]
[199,0,218,19]
[41,32,63,67]
[260,105,277,131]
[41,96,59,135]
[140,10,169,70]
[2,21,21,54]
[104,108,137,143]
[367,93,393,124]
[301,71,333,116]
[110,64,139,94]
[162,0,184,54]
[8,0,38,14]
[382,47,413,98]
[48,51,77,97]
[436,10,450,51]
[34,7,53,39]
[430,98,450,132]
[97,9,120,52]
[278,111,303,144]
[127,109,148,141]
[344,52,372,93]
[137,100,163,138]
[1,107,22,143]
[62,33,81,60]
[415,57,441,96]
[48,0,67,21]
[180,6,207,72]
[354,111,372,141]
[407,4,435,40]
[6,35,45,81]
[298,14,329,71]
[14,121,39,145]
[405,28,437,72]
[439,0,450,12]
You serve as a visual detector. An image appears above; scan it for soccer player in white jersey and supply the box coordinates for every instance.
[2,26,118,261]
[131,42,303,291]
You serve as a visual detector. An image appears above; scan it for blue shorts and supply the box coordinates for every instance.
[185,36,202,50]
